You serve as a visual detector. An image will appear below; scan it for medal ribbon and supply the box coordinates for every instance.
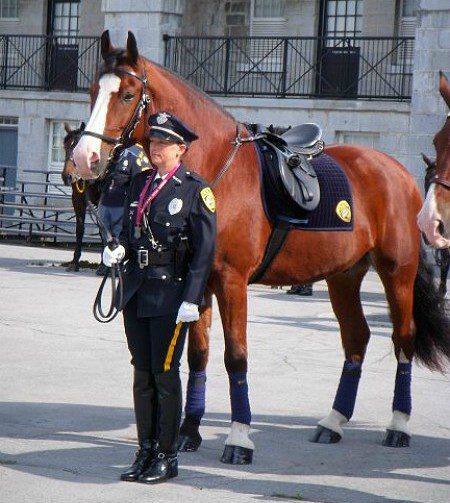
[136,162,181,226]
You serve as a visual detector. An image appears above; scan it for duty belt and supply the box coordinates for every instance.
[134,247,175,269]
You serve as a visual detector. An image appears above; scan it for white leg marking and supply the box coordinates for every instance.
[388,410,411,435]
[318,409,348,437]
[399,349,410,363]
[225,421,255,449]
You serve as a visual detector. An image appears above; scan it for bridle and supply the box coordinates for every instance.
[81,65,150,158]
[430,111,450,190]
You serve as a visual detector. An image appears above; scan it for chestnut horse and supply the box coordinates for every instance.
[417,72,450,249]
[61,123,102,271]
[422,153,449,295]
[73,32,450,464]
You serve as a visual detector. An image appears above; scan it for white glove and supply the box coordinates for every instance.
[176,301,199,323]
[102,244,125,267]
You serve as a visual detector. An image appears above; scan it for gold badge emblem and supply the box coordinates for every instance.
[200,187,216,213]
[335,200,352,223]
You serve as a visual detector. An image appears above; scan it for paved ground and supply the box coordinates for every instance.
[0,242,449,503]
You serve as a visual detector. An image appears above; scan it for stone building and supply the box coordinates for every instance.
[0,0,449,188]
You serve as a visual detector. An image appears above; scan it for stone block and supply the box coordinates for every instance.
[420,0,450,11]
[327,111,360,130]
[410,113,445,134]
[438,30,450,49]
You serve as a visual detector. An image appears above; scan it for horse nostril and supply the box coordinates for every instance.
[89,151,100,166]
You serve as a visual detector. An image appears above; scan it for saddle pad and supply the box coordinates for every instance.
[256,140,353,231]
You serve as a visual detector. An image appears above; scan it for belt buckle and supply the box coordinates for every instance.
[138,249,149,269]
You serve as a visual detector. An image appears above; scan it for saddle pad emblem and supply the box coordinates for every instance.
[168,198,183,215]
[200,187,216,213]
[335,200,352,223]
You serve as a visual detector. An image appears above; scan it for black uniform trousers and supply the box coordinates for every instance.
[123,294,189,454]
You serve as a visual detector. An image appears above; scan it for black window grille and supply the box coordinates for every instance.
[320,0,363,38]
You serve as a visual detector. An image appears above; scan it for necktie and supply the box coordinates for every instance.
[152,177,163,192]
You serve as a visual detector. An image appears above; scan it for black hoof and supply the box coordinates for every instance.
[310,425,342,444]
[382,429,410,447]
[220,445,253,465]
[178,417,202,452]
[178,431,202,452]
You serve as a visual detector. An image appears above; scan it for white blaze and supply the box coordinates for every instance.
[417,184,450,248]
[73,74,121,178]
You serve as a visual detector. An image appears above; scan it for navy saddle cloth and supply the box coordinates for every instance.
[256,140,354,231]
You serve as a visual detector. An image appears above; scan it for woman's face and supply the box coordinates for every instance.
[149,137,186,170]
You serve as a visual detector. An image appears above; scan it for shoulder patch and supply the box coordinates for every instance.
[200,187,216,213]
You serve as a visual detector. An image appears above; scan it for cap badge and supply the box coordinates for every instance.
[168,198,183,215]
[157,112,170,125]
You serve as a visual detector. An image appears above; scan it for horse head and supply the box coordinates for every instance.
[73,30,149,180]
[61,121,85,186]
[417,72,450,248]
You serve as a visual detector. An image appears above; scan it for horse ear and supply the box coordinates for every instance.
[421,152,434,168]
[438,71,450,109]
[80,121,86,131]
[64,122,72,133]
[126,31,139,65]
[101,30,114,60]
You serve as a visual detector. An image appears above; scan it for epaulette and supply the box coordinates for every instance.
[185,170,207,184]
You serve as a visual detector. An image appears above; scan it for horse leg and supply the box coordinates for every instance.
[178,289,212,452]
[67,195,85,272]
[311,258,371,444]
[214,272,254,465]
[374,257,417,448]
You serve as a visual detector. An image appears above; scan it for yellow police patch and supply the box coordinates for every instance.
[200,187,216,213]
[335,200,352,223]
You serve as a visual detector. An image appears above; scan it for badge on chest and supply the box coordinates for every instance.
[168,198,183,215]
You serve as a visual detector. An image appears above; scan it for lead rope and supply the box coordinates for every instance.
[84,193,124,323]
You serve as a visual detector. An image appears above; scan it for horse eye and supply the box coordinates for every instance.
[123,92,134,103]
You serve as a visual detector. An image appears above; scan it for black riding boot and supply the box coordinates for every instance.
[138,370,181,484]
[121,369,158,482]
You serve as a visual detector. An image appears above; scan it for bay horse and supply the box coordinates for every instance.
[61,122,102,271]
[73,31,450,464]
[422,153,449,295]
[417,72,450,249]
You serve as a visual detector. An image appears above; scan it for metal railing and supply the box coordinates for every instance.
[0,35,100,92]
[164,35,415,100]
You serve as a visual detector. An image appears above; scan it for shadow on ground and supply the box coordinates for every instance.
[0,402,447,503]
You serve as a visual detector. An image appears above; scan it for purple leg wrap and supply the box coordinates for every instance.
[392,362,412,415]
[332,360,362,421]
[184,370,206,425]
[229,371,251,425]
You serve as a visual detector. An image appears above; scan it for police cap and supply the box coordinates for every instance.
[148,112,198,145]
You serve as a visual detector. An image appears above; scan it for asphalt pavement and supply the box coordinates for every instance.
[0,243,448,503]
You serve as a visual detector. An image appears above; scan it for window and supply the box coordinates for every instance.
[0,117,18,126]
[52,1,80,41]
[249,0,287,73]
[0,0,18,19]
[395,0,417,67]
[321,0,363,38]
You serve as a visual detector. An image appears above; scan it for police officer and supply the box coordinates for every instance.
[103,112,217,484]
[97,144,152,275]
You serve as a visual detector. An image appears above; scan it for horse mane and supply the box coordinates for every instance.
[98,48,236,124]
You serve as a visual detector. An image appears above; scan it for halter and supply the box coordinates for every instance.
[81,66,150,154]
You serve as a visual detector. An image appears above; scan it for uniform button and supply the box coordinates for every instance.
[165,222,170,227]
[162,275,167,280]
[186,171,190,175]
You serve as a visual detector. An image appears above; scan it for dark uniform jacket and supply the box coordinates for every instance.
[101,144,151,206]
[119,163,217,318]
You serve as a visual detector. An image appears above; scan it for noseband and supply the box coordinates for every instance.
[81,66,150,155]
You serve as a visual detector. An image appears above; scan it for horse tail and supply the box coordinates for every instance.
[413,246,450,372]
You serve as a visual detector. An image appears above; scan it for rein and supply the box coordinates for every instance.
[211,124,264,189]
